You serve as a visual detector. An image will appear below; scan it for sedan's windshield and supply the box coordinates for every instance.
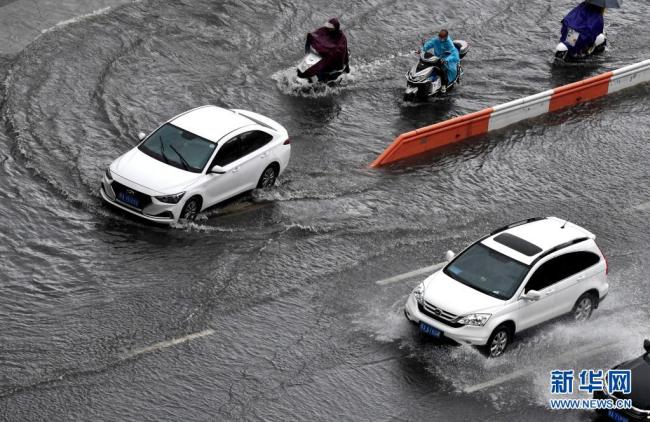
[138,124,216,173]
[444,243,529,300]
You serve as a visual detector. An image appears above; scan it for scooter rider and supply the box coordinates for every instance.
[303,18,350,80]
[419,29,460,94]
[560,1,605,57]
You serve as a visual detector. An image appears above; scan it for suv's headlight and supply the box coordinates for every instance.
[412,282,425,305]
[457,313,491,327]
[155,192,185,204]
[105,167,113,181]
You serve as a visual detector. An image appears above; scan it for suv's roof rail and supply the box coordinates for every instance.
[490,217,546,236]
[530,237,589,266]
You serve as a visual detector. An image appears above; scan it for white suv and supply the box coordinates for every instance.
[404,217,609,357]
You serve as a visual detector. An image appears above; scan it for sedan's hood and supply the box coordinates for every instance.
[111,148,200,194]
[422,270,505,316]
[613,355,650,410]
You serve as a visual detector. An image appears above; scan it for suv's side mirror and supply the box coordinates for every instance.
[522,290,542,301]
[644,339,650,353]
[210,165,226,174]
[444,250,455,261]
[137,131,146,141]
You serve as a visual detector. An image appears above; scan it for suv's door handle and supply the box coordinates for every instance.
[259,153,268,159]
[545,288,555,296]
[231,167,240,173]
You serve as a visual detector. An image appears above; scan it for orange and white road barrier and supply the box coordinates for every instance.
[370,59,650,167]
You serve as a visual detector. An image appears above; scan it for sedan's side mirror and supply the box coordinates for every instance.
[137,131,146,141]
[522,290,542,301]
[210,165,226,174]
[644,339,650,353]
[444,250,455,261]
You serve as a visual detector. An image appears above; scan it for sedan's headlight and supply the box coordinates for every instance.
[412,282,425,305]
[155,192,185,204]
[457,313,491,327]
[105,167,113,181]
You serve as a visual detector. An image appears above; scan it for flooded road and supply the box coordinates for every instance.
[1,0,649,420]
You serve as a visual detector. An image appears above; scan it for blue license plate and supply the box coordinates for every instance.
[607,410,629,422]
[117,191,140,208]
[419,322,442,338]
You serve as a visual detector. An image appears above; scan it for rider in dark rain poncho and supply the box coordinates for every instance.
[303,18,350,80]
[560,1,605,56]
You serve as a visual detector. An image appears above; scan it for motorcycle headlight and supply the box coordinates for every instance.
[457,313,491,327]
[105,167,113,181]
[412,282,425,305]
[155,192,185,204]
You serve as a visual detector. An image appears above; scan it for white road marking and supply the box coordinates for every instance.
[122,329,215,360]
[462,341,618,393]
[633,201,650,211]
[375,262,447,286]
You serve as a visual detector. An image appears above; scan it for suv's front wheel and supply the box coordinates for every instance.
[486,325,512,358]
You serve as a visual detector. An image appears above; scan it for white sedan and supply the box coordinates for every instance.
[101,105,290,223]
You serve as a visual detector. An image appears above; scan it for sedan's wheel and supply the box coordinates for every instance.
[487,326,511,358]
[573,293,595,322]
[257,165,277,189]
[180,197,201,222]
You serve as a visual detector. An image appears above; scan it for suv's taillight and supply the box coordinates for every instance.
[597,245,609,275]
[283,138,291,145]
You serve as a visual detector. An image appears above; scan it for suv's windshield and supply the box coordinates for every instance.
[444,243,529,300]
[138,124,216,173]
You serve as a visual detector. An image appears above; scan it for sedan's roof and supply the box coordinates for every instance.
[611,353,650,410]
[482,217,596,265]
[170,105,255,143]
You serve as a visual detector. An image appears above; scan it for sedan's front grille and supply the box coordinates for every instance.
[418,301,464,328]
[111,181,152,210]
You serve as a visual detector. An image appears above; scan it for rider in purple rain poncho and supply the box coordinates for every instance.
[560,2,605,56]
[303,18,350,80]
[422,29,460,93]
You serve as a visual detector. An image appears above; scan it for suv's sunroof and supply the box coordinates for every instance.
[493,233,542,256]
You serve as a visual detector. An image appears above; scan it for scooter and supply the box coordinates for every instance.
[404,40,469,102]
[554,32,606,63]
[296,47,349,85]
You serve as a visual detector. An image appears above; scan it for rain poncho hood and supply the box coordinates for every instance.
[303,18,349,78]
[561,2,605,55]
[423,35,460,83]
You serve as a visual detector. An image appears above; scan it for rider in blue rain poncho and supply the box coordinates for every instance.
[422,29,459,93]
[560,2,605,56]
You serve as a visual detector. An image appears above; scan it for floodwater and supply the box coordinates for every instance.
[0,0,649,420]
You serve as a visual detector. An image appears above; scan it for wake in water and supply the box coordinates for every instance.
[271,66,356,98]
[272,52,408,97]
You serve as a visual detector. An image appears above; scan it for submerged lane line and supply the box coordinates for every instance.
[462,341,618,393]
[375,262,447,285]
[633,201,650,211]
[122,329,215,360]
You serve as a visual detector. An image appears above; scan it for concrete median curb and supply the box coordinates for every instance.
[371,59,650,167]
